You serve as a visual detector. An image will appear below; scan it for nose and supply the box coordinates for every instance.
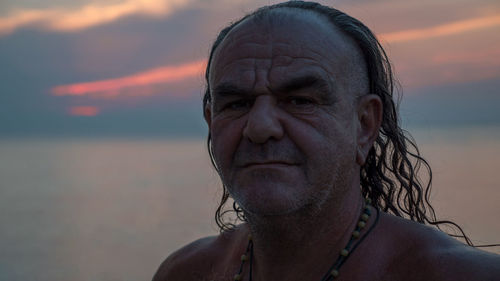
[243,95,284,143]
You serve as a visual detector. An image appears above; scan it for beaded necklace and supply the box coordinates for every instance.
[234,198,380,281]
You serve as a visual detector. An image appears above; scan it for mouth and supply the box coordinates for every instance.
[242,161,297,168]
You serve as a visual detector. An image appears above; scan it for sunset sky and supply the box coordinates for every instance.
[1,0,499,137]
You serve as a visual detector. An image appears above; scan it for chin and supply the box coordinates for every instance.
[229,181,310,217]
[240,198,304,217]
[224,166,315,215]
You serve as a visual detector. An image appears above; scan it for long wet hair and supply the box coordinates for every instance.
[203,1,473,244]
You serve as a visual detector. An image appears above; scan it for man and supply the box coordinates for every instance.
[154,1,500,280]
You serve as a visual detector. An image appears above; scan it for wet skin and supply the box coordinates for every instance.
[154,9,500,281]
[205,10,376,217]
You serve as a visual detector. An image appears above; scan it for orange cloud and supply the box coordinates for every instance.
[380,15,500,43]
[431,48,500,65]
[0,0,191,36]
[69,106,100,116]
[51,59,206,99]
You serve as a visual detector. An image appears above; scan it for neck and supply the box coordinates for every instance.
[244,185,364,280]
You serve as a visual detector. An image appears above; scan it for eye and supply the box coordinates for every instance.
[289,97,314,106]
[280,96,317,114]
[225,99,253,110]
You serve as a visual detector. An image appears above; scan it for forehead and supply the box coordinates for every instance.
[209,9,366,95]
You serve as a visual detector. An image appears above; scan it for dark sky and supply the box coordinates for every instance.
[1,0,499,137]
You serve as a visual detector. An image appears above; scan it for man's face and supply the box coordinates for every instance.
[206,11,368,216]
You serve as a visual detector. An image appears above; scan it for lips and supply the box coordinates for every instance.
[233,140,303,168]
[242,161,297,168]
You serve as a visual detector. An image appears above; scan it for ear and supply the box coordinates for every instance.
[204,101,212,128]
[356,94,382,166]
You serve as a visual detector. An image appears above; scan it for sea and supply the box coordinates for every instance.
[1,126,499,281]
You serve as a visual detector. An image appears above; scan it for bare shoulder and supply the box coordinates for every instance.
[380,213,500,281]
[152,226,248,281]
[424,243,500,280]
[152,236,218,281]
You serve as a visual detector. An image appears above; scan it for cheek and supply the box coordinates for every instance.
[283,114,357,172]
[211,117,245,170]
[282,114,345,154]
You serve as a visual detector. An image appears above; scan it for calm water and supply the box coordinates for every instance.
[1,127,499,280]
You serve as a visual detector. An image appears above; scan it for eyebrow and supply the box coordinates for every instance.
[211,75,334,101]
[275,75,332,95]
[212,83,251,99]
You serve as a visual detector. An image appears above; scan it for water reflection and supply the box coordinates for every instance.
[0,131,499,280]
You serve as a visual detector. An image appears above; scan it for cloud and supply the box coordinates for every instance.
[0,0,191,36]
[68,106,100,116]
[51,59,206,99]
[431,48,500,65]
[380,15,500,43]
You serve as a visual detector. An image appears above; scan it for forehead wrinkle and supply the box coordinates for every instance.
[210,10,368,100]
[262,10,369,96]
[213,53,340,99]
[269,55,339,94]
[211,41,271,89]
[218,57,330,81]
